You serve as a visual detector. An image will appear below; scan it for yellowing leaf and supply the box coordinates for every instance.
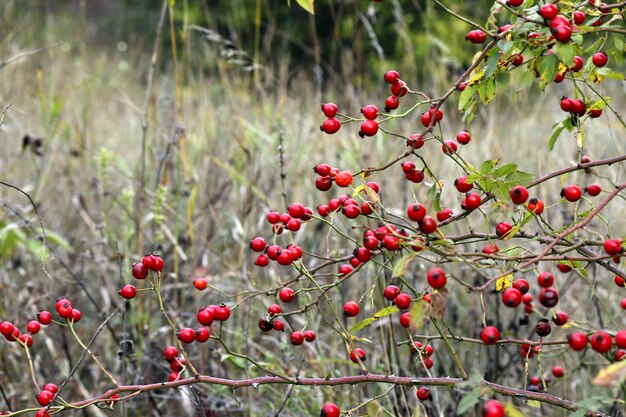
[496,274,513,291]
[500,224,521,241]
[409,300,431,332]
[527,400,541,408]
[504,403,525,417]
[296,0,315,14]
[593,361,626,386]
[590,73,603,83]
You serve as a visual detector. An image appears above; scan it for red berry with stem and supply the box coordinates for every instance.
[359,120,379,137]
[290,331,305,345]
[466,29,487,44]
[164,345,179,361]
[321,118,341,134]
[456,130,471,144]
[0,321,15,337]
[552,366,564,378]
[394,293,412,310]
[416,386,432,400]
[255,254,269,267]
[267,210,280,224]
[437,208,453,221]
[590,331,613,353]
[361,104,379,120]
[615,330,626,348]
[568,331,588,350]
[482,244,499,254]
[19,334,33,347]
[194,277,208,291]
[343,301,360,317]
[407,203,426,222]
[27,320,41,334]
[37,311,52,325]
[119,285,137,300]
[334,171,353,187]
[195,327,210,343]
[537,272,554,288]
[509,185,529,204]
[177,327,196,344]
[383,285,400,300]
[279,287,296,303]
[197,306,215,326]
[303,330,316,342]
[539,287,559,308]
[258,318,273,332]
[480,326,500,345]
[502,287,522,307]
[131,262,148,279]
[495,222,512,237]
[527,198,544,215]
[442,140,457,154]
[390,80,408,97]
[512,278,529,294]
[604,239,622,255]
[539,3,558,20]
[571,55,584,72]
[557,262,572,273]
[461,193,481,211]
[561,185,582,202]
[321,103,338,118]
[36,390,54,407]
[552,25,572,42]
[407,133,425,149]
[616,276,626,287]
[454,176,473,193]
[383,70,400,84]
[399,311,410,327]
[592,52,608,67]
[213,304,231,321]
[350,348,366,363]
[427,268,447,289]
[385,95,400,111]
[320,403,340,417]
[482,400,504,417]
[419,216,438,234]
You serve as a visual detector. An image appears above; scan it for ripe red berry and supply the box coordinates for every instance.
[568,331,588,350]
[557,262,572,273]
[461,193,481,211]
[321,118,341,134]
[255,254,269,267]
[213,304,231,321]
[454,176,473,193]
[592,52,608,67]
[361,104,379,120]
[56,301,73,320]
[119,285,137,300]
[164,345,179,361]
[383,70,400,84]
[482,400,504,417]
[480,326,500,345]
[19,333,33,347]
[142,253,164,271]
[320,402,341,417]
[258,318,274,332]
[405,169,425,183]
[509,185,529,204]
[426,268,447,289]
[512,278,529,294]
[495,222,512,238]
[482,244,500,254]
[25,321,40,335]
[571,55,584,72]
[571,99,586,116]
[561,185,582,202]
[616,276,626,287]
[197,306,215,326]
[290,331,305,345]
[552,25,572,42]
[537,272,554,288]
[590,331,613,353]
[177,327,196,344]
[195,327,210,343]
[131,262,148,279]
[604,239,622,255]
[394,293,412,310]
[385,95,400,111]
[359,119,379,137]
[37,311,53,325]
[334,171,353,187]
[36,390,54,407]
[407,203,426,222]
[552,365,564,378]
[419,216,438,235]
[442,140,457,155]
[279,287,296,303]
[466,29,487,44]
[527,198,544,215]
[416,386,432,401]
[539,3,558,20]
[194,277,208,291]
[350,348,366,363]
[303,330,316,342]
[390,80,408,97]
[456,130,471,144]
[0,321,15,337]
[407,133,425,149]
[383,285,400,301]
[436,208,453,222]
[321,103,338,118]
[539,287,559,308]
[343,301,360,317]
[502,287,522,307]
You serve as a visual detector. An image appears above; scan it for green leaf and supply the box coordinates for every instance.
[492,163,517,179]
[46,231,72,250]
[458,83,478,111]
[220,354,247,370]
[595,68,624,80]
[538,54,559,90]
[504,170,535,187]
[485,52,501,79]
[583,38,605,55]
[614,36,624,52]
[480,159,498,175]
[350,306,399,333]
[296,0,315,14]
[549,122,565,150]
[456,387,482,415]
[554,42,575,67]
[491,182,510,201]
[516,70,535,92]
[392,252,416,278]
[504,403,525,417]
[477,76,497,105]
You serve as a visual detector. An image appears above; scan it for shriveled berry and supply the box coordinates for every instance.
[535,319,552,337]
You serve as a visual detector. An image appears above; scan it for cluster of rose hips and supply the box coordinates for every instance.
[0,308,53,349]
[119,253,166,300]
[567,329,626,361]
[163,345,186,382]
[316,184,378,218]
[313,163,354,191]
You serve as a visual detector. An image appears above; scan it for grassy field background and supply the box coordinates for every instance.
[1,1,626,416]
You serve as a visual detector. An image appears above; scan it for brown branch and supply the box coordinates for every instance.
[59,374,607,417]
